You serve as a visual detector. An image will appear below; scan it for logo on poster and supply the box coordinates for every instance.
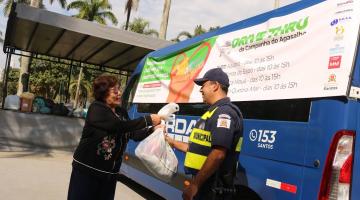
[324,74,338,91]
[334,26,345,41]
[219,40,232,57]
[328,56,342,69]
[336,26,345,34]
[329,44,345,55]
[330,17,352,26]
[328,74,336,82]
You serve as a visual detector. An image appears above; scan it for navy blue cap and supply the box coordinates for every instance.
[194,68,229,87]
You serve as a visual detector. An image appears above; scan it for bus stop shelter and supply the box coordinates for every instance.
[2,3,173,107]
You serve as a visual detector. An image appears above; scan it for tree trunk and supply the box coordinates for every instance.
[159,0,171,40]
[0,31,4,43]
[125,9,132,30]
[17,0,40,96]
[17,53,30,96]
[74,65,83,109]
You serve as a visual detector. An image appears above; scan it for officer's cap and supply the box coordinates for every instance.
[194,68,229,87]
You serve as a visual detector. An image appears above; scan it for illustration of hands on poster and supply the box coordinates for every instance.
[167,41,213,102]
[134,37,217,103]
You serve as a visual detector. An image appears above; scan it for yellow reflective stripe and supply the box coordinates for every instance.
[200,107,218,120]
[189,128,212,147]
[184,152,207,170]
[235,137,243,152]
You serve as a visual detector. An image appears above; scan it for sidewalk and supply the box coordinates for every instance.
[0,150,148,200]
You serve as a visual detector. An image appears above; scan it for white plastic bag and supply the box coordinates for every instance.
[157,102,179,121]
[135,128,178,182]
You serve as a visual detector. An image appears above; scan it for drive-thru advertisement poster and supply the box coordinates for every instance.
[133,0,360,103]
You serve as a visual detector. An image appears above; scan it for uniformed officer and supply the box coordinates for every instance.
[165,68,243,200]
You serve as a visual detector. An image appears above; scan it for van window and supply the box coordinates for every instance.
[137,103,208,116]
[137,98,311,122]
[234,99,311,122]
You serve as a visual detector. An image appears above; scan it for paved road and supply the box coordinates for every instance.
[0,149,164,200]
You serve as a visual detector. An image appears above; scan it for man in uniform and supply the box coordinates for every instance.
[165,68,243,200]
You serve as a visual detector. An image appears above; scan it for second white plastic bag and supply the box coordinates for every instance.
[135,128,178,182]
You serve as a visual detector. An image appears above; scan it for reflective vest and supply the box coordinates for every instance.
[184,106,243,173]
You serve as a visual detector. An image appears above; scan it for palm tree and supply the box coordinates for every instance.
[67,0,118,25]
[159,0,171,39]
[67,0,117,108]
[68,77,92,108]
[174,25,207,42]
[124,17,158,37]
[172,25,220,42]
[122,0,171,39]
[0,0,65,16]
[124,0,139,30]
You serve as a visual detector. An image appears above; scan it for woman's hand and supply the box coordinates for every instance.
[150,114,162,125]
[154,124,166,132]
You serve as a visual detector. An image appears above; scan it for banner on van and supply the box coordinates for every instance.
[134,37,218,103]
[133,0,360,103]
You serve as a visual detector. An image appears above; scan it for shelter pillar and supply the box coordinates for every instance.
[1,48,14,109]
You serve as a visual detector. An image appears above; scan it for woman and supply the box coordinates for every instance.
[67,75,162,200]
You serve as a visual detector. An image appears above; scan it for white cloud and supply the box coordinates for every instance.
[0,0,300,72]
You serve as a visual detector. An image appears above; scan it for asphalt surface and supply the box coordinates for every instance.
[0,149,164,200]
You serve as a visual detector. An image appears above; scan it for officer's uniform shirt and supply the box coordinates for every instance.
[185,97,243,175]
[184,97,243,200]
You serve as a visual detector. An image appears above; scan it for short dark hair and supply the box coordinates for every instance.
[93,75,119,102]
[209,80,228,94]
[220,84,228,94]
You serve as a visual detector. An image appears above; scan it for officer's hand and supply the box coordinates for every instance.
[182,183,198,200]
[165,134,174,147]
[150,114,161,125]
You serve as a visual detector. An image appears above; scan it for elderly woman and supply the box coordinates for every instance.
[67,75,162,200]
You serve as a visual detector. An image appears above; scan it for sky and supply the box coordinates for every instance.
[0,0,299,72]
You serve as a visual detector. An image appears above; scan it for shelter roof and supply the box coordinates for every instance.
[3,3,173,72]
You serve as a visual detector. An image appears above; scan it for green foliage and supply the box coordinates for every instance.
[0,68,20,100]
[68,67,128,107]
[0,58,129,106]
[6,68,19,95]
[172,25,221,42]
[124,0,139,30]
[29,58,69,100]
[68,66,102,106]
[124,17,159,37]
[67,0,118,25]
[29,58,99,104]
[1,0,65,16]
